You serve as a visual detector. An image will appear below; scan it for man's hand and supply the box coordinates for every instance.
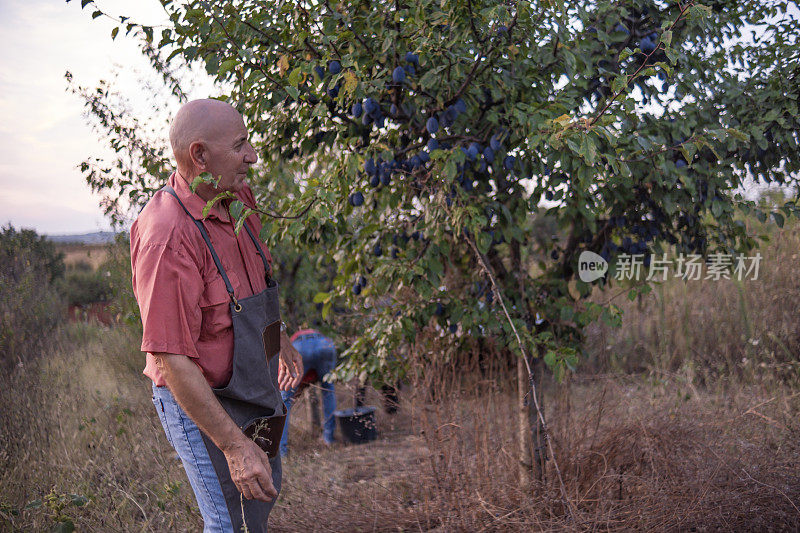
[277,331,303,391]
[222,438,278,502]
[154,353,277,501]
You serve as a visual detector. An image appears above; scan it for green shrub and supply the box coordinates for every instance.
[57,270,113,307]
[0,225,65,367]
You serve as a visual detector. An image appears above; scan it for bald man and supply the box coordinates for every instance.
[130,99,303,532]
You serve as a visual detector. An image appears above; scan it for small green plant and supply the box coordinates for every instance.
[24,489,92,533]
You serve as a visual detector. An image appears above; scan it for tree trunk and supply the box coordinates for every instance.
[308,387,321,430]
[531,355,547,484]
[517,353,533,487]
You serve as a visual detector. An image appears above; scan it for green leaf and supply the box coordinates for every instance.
[772,211,785,228]
[711,200,723,218]
[287,67,303,87]
[70,494,89,507]
[661,30,672,47]
[24,499,42,509]
[219,59,238,76]
[111,27,119,40]
[52,520,75,533]
[726,128,749,142]
[228,200,244,220]
[313,291,330,304]
[285,86,299,100]
[91,10,102,19]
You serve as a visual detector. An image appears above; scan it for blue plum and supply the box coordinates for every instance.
[640,37,656,54]
[426,116,439,134]
[328,60,341,74]
[349,191,364,206]
[364,97,378,115]
[392,66,406,83]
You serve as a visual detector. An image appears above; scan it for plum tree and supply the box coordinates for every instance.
[73,0,800,486]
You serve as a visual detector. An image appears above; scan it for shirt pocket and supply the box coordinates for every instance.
[199,272,235,332]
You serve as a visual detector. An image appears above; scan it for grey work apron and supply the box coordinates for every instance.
[164,186,285,533]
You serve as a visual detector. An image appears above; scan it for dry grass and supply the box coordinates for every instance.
[3,222,800,530]
[584,222,800,385]
[57,244,109,271]
[2,323,797,531]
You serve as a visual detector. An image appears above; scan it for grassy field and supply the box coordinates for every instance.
[56,243,110,271]
[3,224,800,531]
[0,321,797,531]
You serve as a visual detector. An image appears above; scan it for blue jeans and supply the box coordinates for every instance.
[152,384,233,531]
[279,333,337,456]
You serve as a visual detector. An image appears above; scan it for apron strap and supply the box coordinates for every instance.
[242,221,273,283]
[161,186,240,308]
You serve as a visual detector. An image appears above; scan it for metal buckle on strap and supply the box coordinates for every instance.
[232,294,243,313]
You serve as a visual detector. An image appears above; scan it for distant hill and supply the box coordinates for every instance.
[47,231,118,245]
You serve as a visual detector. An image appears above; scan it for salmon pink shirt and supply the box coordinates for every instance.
[130,172,273,388]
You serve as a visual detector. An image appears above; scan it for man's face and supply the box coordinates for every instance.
[203,114,258,193]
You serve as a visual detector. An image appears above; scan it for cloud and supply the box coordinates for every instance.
[0,0,169,234]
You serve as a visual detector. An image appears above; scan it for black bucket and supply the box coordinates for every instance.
[334,406,378,444]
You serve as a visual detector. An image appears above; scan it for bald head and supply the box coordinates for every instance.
[169,99,258,195]
[170,99,245,167]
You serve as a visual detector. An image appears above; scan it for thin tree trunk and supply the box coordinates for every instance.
[517,353,533,487]
[531,355,547,484]
[308,387,321,430]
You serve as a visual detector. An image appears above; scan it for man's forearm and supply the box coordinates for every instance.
[154,353,245,452]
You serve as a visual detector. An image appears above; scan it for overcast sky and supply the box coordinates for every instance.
[0,0,181,235]
[1,2,793,235]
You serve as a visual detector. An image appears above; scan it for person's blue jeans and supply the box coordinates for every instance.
[151,383,234,532]
[279,333,337,456]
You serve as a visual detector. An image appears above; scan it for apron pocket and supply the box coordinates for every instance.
[262,320,281,361]
[242,414,287,459]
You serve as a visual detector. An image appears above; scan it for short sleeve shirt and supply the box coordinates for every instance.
[130,172,273,388]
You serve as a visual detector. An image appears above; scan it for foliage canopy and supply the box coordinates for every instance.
[71,0,800,383]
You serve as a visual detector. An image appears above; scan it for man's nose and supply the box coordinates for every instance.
[244,143,258,164]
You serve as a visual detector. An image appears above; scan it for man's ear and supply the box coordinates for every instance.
[189,141,208,169]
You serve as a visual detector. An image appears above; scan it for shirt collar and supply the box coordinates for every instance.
[169,172,231,222]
